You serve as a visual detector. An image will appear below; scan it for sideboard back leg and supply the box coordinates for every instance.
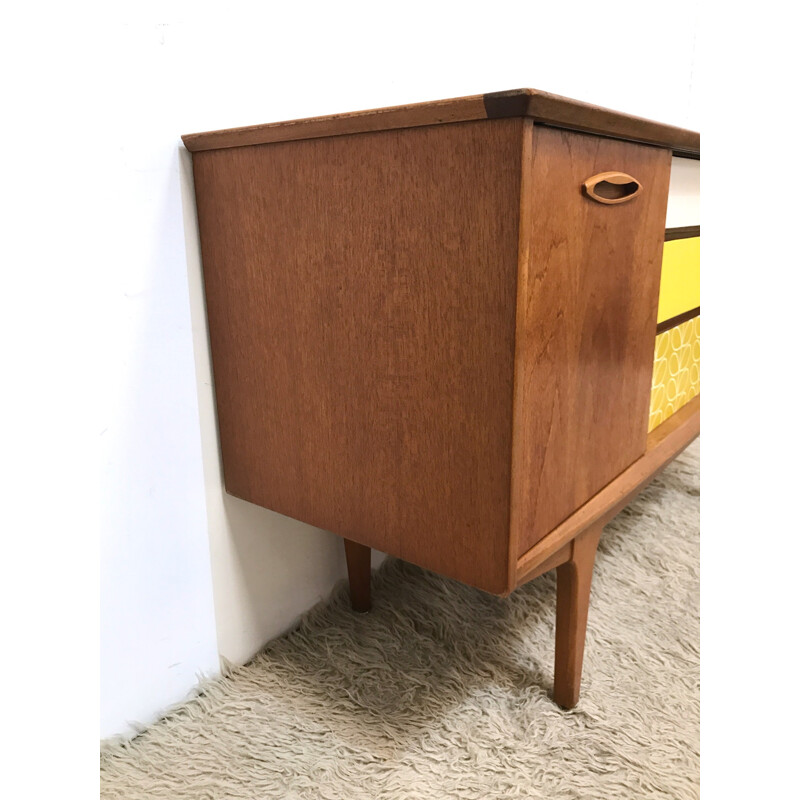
[553,523,603,708]
[343,539,372,612]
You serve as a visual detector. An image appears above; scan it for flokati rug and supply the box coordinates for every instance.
[101,441,699,799]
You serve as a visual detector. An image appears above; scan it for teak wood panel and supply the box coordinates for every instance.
[512,125,672,557]
[192,119,524,594]
[514,396,700,587]
[183,89,699,157]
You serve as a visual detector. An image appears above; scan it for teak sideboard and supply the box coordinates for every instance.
[183,89,700,709]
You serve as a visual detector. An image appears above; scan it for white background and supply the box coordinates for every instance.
[2,1,797,797]
[107,1,705,741]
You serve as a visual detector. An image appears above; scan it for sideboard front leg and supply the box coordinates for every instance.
[553,523,603,709]
[343,539,372,612]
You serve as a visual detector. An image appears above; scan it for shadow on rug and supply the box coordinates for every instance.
[101,441,699,799]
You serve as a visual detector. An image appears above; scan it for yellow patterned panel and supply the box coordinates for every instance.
[658,237,700,324]
[649,316,700,432]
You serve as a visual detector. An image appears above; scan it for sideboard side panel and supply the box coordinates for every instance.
[192,119,523,593]
[513,126,672,556]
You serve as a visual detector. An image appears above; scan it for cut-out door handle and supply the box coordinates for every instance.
[583,172,642,205]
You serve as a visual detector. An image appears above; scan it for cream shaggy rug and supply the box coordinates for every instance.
[101,441,699,799]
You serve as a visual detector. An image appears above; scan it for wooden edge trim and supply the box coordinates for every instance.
[665,225,700,241]
[506,118,537,593]
[514,396,699,588]
[182,88,699,155]
[515,90,699,156]
[656,307,700,335]
[670,149,700,161]
[182,94,489,152]
[515,543,572,587]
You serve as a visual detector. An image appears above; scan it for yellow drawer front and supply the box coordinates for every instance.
[657,236,700,324]
[649,316,700,432]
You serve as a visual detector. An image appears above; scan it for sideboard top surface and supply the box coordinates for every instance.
[182,88,700,157]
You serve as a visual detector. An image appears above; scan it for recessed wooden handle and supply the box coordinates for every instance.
[583,171,642,205]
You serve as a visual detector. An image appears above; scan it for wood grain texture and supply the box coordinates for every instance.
[656,306,700,334]
[192,119,524,594]
[183,95,488,152]
[182,88,699,156]
[664,225,700,241]
[516,542,571,584]
[515,396,699,585]
[506,119,538,589]
[553,523,603,708]
[485,90,700,157]
[343,539,372,613]
[512,126,672,557]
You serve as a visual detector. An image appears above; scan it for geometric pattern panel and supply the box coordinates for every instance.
[649,316,700,432]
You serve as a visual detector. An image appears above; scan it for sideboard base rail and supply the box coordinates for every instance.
[515,395,700,588]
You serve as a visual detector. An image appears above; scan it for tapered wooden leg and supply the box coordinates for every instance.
[553,523,603,709]
[343,538,372,612]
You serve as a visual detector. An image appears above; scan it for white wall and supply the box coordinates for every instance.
[94,1,698,739]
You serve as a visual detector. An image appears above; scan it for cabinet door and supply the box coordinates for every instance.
[512,124,671,557]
